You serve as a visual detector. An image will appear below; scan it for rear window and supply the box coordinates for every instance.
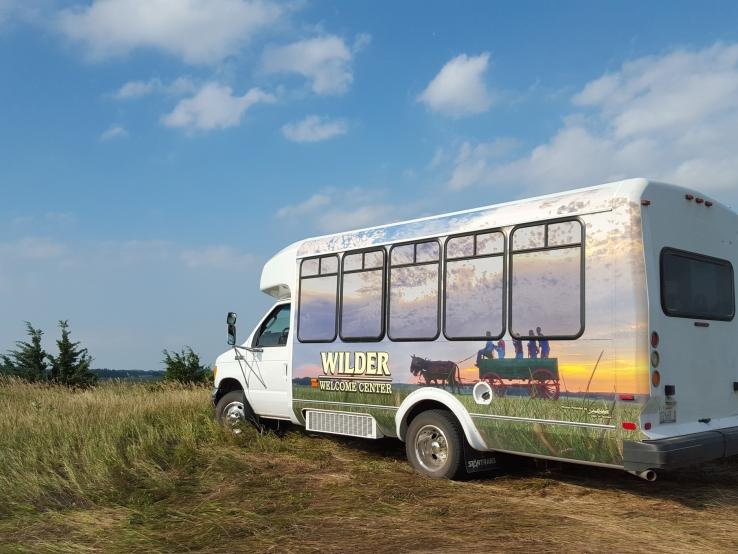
[661,248,735,321]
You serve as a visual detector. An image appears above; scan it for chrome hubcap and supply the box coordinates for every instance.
[223,401,246,434]
[414,424,449,472]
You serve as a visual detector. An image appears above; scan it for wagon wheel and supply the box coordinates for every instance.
[528,369,560,400]
[483,372,507,397]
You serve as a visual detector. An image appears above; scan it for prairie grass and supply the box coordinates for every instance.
[2,378,738,553]
[0,378,220,516]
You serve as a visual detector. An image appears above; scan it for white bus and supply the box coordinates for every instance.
[213,178,738,481]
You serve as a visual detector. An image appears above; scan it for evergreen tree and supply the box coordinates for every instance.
[0,322,49,381]
[162,347,210,384]
[48,320,97,388]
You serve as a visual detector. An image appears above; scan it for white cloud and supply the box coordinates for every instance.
[263,34,363,95]
[10,212,77,228]
[428,147,445,169]
[276,194,331,219]
[444,43,738,204]
[276,188,410,234]
[57,0,283,65]
[418,53,494,117]
[112,76,196,100]
[0,236,253,271]
[99,125,128,141]
[447,139,521,190]
[0,237,67,260]
[281,115,348,143]
[0,0,17,25]
[162,82,275,132]
[573,44,738,140]
[180,245,254,270]
[353,32,371,53]
[0,0,49,28]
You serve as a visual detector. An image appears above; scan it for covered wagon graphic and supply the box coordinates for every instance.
[478,358,560,400]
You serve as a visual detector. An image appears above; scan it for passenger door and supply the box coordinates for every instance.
[243,303,293,419]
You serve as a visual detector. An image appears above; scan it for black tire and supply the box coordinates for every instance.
[214,390,248,432]
[405,409,465,479]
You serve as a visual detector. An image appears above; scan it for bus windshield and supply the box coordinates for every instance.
[661,248,735,321]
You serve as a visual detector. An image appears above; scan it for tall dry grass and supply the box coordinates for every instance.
[2,377,738,553]
[0,378,219,516]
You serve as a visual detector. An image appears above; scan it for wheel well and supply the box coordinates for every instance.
[214,378,242,405]
[399,400,454,440]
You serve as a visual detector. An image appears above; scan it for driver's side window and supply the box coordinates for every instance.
[254,305,291,348]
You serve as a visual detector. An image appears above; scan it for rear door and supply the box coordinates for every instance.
[643,185,738,429]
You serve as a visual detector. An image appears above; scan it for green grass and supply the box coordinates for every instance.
[2,377,738,553]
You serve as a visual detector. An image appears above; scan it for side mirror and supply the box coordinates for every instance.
[226,312,237,345]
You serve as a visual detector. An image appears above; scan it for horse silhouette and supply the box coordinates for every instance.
[409,355,461,394]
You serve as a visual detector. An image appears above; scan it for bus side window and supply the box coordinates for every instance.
[510,220,584,339]
[444,230,505,340]
[388,240,441,341]
[340,248,386,341]
[297,255,339,342]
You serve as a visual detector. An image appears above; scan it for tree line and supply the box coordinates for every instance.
[1,322,212,386]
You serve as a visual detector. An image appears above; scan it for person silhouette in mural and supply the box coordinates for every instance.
[476,331,496,367]
[496,338,506,359]
[513,338,524,359]
[536,326,550,359]
[527,330,539,359]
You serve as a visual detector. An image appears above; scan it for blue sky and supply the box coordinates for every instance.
[3,0,738,369]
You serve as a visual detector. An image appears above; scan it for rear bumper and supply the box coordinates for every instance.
[623,427,738,471]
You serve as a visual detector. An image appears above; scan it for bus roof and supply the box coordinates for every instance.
[294,177,649,258]
[260,178,725,299]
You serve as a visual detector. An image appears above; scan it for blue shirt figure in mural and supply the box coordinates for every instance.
[536,326,550,359]
[496,338,506,359]
[527,330,539,359]
[513,338,524,359]
[476,331,495,367]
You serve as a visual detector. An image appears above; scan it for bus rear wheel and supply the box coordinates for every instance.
[405,409,464,479]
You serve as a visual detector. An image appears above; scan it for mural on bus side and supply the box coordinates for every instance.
[292,198,649,466]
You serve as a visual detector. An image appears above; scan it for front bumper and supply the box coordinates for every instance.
[623,427,738,471]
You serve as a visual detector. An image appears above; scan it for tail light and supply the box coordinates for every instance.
[622,422,637,430]
[652,370,661,387]
[651,331,659,348]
